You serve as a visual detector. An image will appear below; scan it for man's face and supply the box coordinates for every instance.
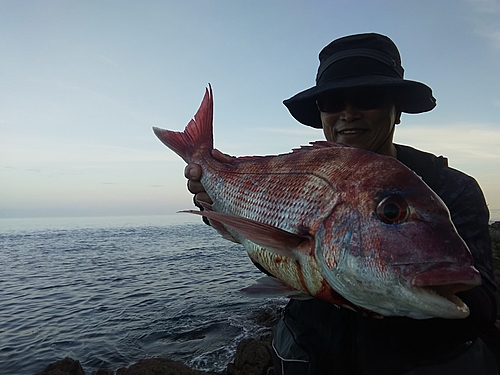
[318,88,400,157]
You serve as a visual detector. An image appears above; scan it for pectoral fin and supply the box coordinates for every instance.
[179,210,311,258]
[241,276,313,300]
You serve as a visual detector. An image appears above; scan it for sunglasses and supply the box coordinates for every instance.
[316,89,394,113]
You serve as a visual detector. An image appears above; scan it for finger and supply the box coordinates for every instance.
[195,192,212,206]
[184,163,202,180]
[187,180,206,194]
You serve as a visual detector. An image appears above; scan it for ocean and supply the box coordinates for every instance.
[0,215,284,375]
[1,209,499,375]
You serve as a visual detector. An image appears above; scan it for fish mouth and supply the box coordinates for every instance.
[411,266,481,288]
[411,266,481,318]
[420,284,470,316]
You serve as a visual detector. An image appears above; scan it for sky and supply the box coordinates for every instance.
[1,0,499,219]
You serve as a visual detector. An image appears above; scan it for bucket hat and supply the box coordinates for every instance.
[284,33,436,128]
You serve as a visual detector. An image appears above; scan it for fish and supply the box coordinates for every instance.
[153,85,481,319]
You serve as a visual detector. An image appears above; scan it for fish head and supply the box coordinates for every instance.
[318,158,481,319]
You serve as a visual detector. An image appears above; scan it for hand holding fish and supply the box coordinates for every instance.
[184,150,233,207]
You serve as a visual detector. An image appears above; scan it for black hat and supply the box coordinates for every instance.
[284,33,436,128]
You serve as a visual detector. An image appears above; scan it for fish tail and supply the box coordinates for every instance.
[153,85,214,163]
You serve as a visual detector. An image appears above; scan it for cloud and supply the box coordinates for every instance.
[0,134,179,165]
[475,28,500,49]
[395,123,500,162]
[264,127,323,137]
[395,123,500,207]
[467,0,500,49]
[467,0,500,14]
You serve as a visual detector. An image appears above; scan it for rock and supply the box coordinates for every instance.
[226,338,274,375]
[490,221,500,258]
[115,358,217,375]
[490,221,500,230]
[36,357,84,375]
[91,369,114,375]
[223,303,280,375]
[490,222,500,323]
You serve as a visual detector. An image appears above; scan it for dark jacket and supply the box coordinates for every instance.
[274,144,498,375]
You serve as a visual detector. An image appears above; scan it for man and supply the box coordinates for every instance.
[185,33,499,374]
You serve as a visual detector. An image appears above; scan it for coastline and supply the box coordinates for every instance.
[36,222,500,375]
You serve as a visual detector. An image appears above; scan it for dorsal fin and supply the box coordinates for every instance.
[229,141,352,163]
[290,141,352,153]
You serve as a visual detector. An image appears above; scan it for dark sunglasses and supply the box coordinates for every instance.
[316,89,394,113]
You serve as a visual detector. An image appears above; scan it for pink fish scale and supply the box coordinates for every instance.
[205,166,336,235]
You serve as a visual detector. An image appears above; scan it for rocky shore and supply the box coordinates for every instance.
[37,222,500,375]
[490,221,500,322]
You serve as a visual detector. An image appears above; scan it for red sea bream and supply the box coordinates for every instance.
[153,86,481,319]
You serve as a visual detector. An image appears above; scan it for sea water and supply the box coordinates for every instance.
[1,209,499,375]
[0,215,283,375]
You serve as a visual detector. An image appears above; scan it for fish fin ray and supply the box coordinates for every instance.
[178,210,311,258]
[197,202,240,243]
[241,276,312,300]
[289,141,353,154]
[153,85,214,162]
[198,201,213,211]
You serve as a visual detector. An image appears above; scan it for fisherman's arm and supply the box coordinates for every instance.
[383,169,498,361]
[447,179,497,331]
[441,170,497,336]
[397,147,497,335]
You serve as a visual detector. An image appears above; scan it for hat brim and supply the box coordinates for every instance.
[284,75,436,128]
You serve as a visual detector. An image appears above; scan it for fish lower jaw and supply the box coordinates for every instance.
[408,266,480,319]
[418,285,470,319]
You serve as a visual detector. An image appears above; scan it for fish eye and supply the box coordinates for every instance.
[376,195,409,224]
